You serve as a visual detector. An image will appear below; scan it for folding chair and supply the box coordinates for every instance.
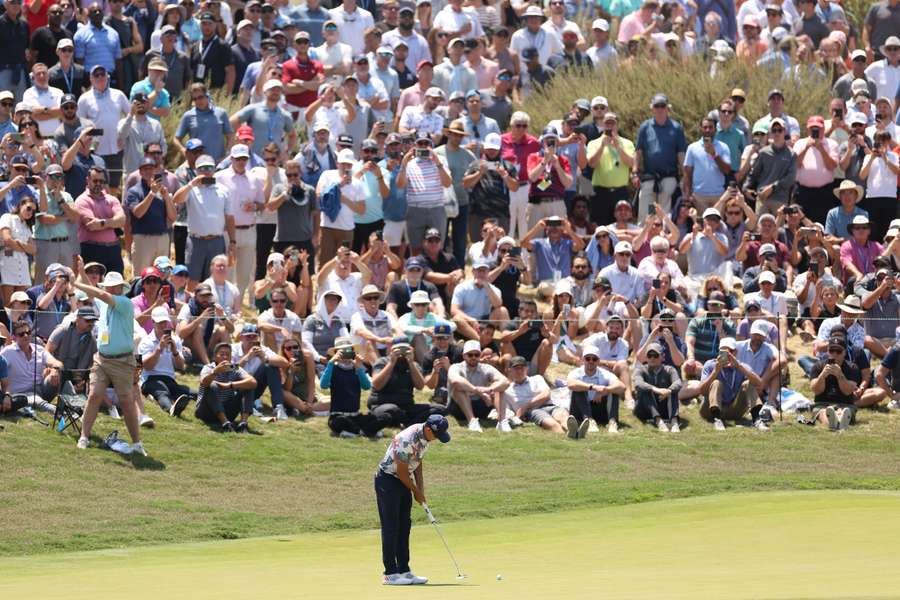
[52,369,89,437]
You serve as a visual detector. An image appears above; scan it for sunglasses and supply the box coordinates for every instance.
[652,248,667,254]
[646,352,660,358]
[583,356,598,362]
[827,347,844,355]
[16,330,32,337]
[726,211,742,216]
[284,344,299,351]
[720,109,734,114]
[90,179,107,185]
[573,265,589,270]
[512,123,527,128]
[362,296,380,301]
[770,127,784,133]
[271,298,287,304]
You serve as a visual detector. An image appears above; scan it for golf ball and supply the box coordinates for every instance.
[497,574,503,581]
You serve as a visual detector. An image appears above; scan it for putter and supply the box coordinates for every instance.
[422,503,465,580]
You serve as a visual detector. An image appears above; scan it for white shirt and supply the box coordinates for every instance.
[23,85,64,138]
[598,263,645,303]
[349,308,396,348]
[398,106,444,137]
[502,375,550,411]
[215,167,266,227]
[864,60,900,105]
[541,18,583,45]
[257,308,304,348]
[327,6,374,55]
[204,277,241,317]
[316,169,366,231]
[636,256,684,288]
[582,332,630,361]
[432,5,483,39]
[864,150,900,198]
[137,330,184,382]
[745,290,788,316]
[381,29,431,72]
[791,270,836,311]
[231,341,278,374]
[321,271,364,322]
[76,87,130,156]
[510,26,562,72]
[313,41,354,86]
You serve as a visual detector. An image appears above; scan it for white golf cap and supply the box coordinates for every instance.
[267,252,285,264]
[236,18,254,31]
[592,18,609,31]
[591,95,608,107]
[483,132,501,150]
[151,306,171,323]
[759,243,777,255]
[850,49,867,61]
[336,148,356,164]
[462,340,482,354]
[498,236,516,247]
[196,154,216,168]
[702,207,722,219]
[614,241,633,254]
[750,320,771,337]
[719,337,737,350]
[759,271,776,284]
[263,79,283,93]
[57,38,74,50]
[230,144,250,158]
[582,345,600,358]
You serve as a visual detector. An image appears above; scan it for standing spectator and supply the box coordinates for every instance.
[23,63,64,140]
[587,18,617,69]
[34,163,78,276]
[52,93,83,151]
[74,4,123,84]
[833,49,878,101]
[743,117,797,215]
[29,3,70,68]
[141,26,192,100]
[294,0,329,48]
[398,133,452,253]
[793,115,839,226]
[859,131,900,238]
[281,31,324,119]
[434,119,475,266]
[267,159,318,268]
[499,112,539,240]
[397,85,444,142]
[682,117,731,212]
[464,133,517,238]
[634,93,687,220]
[173,83,233,163]
[76,65,130,194]
[316,148,366,264]
[117,93,166,178]
[510,5,562,71]
[863,1,900,59]
[432,37,476,97]
[125,157,175,271]
[0,0,33,102]
[129,59,171,121]
[231,80,296,157]
[231,20,260,96]
[382,6,430,72]
[105,0,143,93]
[0,197,36,305]
[349,139,388,253]
[525,127,571,228]
[48,39,88,100]
[74,166,125,274]
[329,0,374,56]
[586,112,634,227]
[191,11,236,92]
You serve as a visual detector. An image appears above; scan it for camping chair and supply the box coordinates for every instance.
[52,369,90,437]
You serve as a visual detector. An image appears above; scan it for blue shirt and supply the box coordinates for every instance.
[0,183,38,214]
[735,339,776,377]
[684,139,731,196]
[125,180,169,235]
[379,159,406,222]
[175,106,233,161]
[825,205,868,239]
[129,79,171,121]
[33,189,73,241]
[635,117,687,177]
[450,280,501,319]
[73,23,122,74]
[352,163,387,224]
[715,124,745,171]
[0,354,7,379]
[532,237,574,282]
[233,103,294,155]
[701,358,751,404]
[0,118,16,141]
[98,295,135,356]
[293,6,330,47]
[687,231,729,277]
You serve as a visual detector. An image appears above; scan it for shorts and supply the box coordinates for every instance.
[449,395,491,419]
[382,220,407,246]
[89,354,136,399]
[527,404,566,426]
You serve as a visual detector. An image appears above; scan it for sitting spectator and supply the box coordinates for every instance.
[741,244,788,293]
[420,323,464,405]
[0,319,65,414]
[683,292,736,379]
[860,268,900,356]
[29,264,73,342]
[679,207,728,282]
[258,286,304,352]
[565,344,626,438]
[419,227,463,308]
[395,290,445,362]
[501,356,568,434]
[252,252,302,313]
[743,117,796,215]
[450,257,507,340]
[735,213,790,270]
[369,336,446,428]
[696,337,766,431]
[695,275,739,317]
[175,283,233,365]
[350,284,396,365]
[302,289,349,366]
[385,256,445,320]
[543,280,581,365]
[809,336,861,430]
[521,215,585,299]
[499,300,552,376]
[565,253,594,308]
[138,306,191,417]
[633,342,683,432]
[132,267,169,334]
[639,271,687,335]
[736,320,782,418]
[279,337,321,417]
[871,343,900,410]
[447,340,509,432]
[195,342,258,433]
[45,305,99,400]
[489,237,529,315]
[635,311,686,369]
[317,246,372,322]
[824,180,866,245]
[840,215,882,285]
[360,232,402,297]
[598,241,644,305]
[230,324,291,420]
[320,336,389,439]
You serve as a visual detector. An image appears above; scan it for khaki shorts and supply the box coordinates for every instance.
[90,354,136,399]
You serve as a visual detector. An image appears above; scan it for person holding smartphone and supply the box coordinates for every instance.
[695,337,763,432]
[319,336,389,438]
[195,342,257,433]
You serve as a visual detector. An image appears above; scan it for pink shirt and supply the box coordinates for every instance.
[215,167,265,227]
[397,85,427,123]
[74,192,124,244]
[132,294,153,333]
[500,132,540,183]
[468,57,499,90]
[840,239,884,283]
[794,137,839,188]
[617,12,648,43]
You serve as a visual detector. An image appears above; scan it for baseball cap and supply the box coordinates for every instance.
[416,59,434,71]
[483,132,501,151]
[806,115,825,129]
[759,271,776,284]
[646,342,663,355]
[703,207,722,219]
[719,337,737,350]
[76,306,99,321]
[591,95,608,108]
[172,264,189,276]
[425,86,445,99]
[462,340,482,354]
[336,148,356,164]
[750,320,770,337]
[336,133,354,147]
[650,93,669,107]
[424,227,441,240]
[230,144,251,158]
[151,306,171,323]
[614,241,633,254]
[582,345,600,358]
[241,323,260,336]
[472,257,492,270]
[768,88,784,99]
[425,414,451,443]
[707,291,726,306]
[185,138,204,151]
[195,154,216,168]
[759,243,776,256]
[263,79,283,93]
[405,256,426,270]
[57,38,74,50]
[433,322,452,336]
[827,337,845,351]
[236,124,255,140]
[591,18,609,31]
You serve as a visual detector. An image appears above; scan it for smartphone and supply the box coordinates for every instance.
[509,247,522,257]
[545,140,556,149]
[749,233,762,242]
[562,303,571,318]
[25,176,36,184]
[87,128,103,136]
[826,358,836,365]
[834,108,843,119]
[340,348,356,360]
[163,328,173,336]
[800,226,816,237]
[717,351,729,365]
[809,260,819,273]
[11,133,25,143]
[811,129,820,140]
[652,278,661,289]
[415,148,429,159]
[162,286,171,301]
[201,176,216,185]
[153,173,163,182]
[529,319,542,329]
[229,363,239,370]
[374,230,383,241]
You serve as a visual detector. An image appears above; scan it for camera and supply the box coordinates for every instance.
[808,260,819,273]
[374,230,383,241]
[153,173,163,182]
[87,128,103,136]
[834,108,843,119]
[529,319,542,329]
[25,176,36,184]
[200,176,216,185]
[749,233,761,242]
[415,148,429,159]
[811,129,820,140]
[509,247,522,257]
[340,348,356,360]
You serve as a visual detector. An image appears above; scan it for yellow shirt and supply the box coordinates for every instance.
[588,135,634,189]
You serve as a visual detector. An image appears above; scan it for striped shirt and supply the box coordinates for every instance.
[404,158,445,208]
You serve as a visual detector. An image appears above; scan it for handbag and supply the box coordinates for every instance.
[443,184,459,219]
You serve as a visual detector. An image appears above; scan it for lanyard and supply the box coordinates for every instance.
[546,240,564,272]
[266,107,277,142]
[62,66,74,94]
[199,37,215,63]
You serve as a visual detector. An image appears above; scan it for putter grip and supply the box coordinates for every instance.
[423,504,436,523]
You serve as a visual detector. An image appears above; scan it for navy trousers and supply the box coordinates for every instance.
[374,470,412,576]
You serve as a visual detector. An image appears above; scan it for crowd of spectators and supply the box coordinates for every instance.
[0,0,899,454]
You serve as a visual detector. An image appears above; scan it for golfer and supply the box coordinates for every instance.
[375,414,450,586]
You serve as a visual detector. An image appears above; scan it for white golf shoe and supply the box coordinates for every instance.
[467,418,483,433]
[383,574,413,585]
[402,572,428,585]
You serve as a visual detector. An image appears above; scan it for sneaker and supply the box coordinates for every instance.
[578,418,590,439]
[754,419,769,431]
[656,419,668,432]
[669,419,680,433]
[496,419,512,433]
[759,406,774,422]
[838,408,852,431]
[624,397,635,410]
[369,430,385,439]
[607,420,619,434]
[587,418,600,433]
[486,408,498,420]
[235,421,249,434]
[139,414,155,428]
[108,405,120,419]
[402,572,428,585]
[713,418,726,432]
[132,442,148,457]
[566,415,578,439]
[170,394,190,417]
[275,405,288,421]
[383,574,412,586]
[825,406,838,430]
[467,418,483,432]
[76,437,89,450]
[222,421,235,433]
[888,399,900,410]
[509,415,524,428]
[339,430,360,438]
[251,407,264,418]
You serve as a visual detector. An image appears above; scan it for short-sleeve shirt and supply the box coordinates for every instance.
[700,358,751,405]
[635,118,688,177]
[184,183,232,237]
[447,361,503,391]
[198,362,251,401]
[684,139,731,196]
[138,330,184,382]
[582,332,630,361]
[73,23,122,73]
[503,375,550,411]
[233,103,294,155]
[378,423,429,477]
[687,317,737,363]
[98,295,135,356]
[567,365,613,401]
[349,309,396,349]
[317,169,366,231]
[809,358,861,405]
[191,35,235,89]
[587,135,634,188]
[386,279,441,318]
[531,237,574,282]
[450,280,501,320]
[175,106,233,162]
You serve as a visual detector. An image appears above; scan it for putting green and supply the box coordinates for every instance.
[4,490,899,599]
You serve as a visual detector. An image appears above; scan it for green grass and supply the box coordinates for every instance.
[3,333,900,558]
[3,490,900,599]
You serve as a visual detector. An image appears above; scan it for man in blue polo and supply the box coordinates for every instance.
[230,79,296,156]
[73,264,145,456]
[173,83,233,162]
[634,93,687,220]
[73,3,123,86]
[375,414,450,586]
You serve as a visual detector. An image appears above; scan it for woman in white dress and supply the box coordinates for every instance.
[0,197,37,305]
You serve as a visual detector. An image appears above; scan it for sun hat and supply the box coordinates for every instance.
[837,295,864,315]
[99,272,131,292]
[833,179,863,201]
[360,283,385,303]
[407,289,431,307]
[846,214,870,234]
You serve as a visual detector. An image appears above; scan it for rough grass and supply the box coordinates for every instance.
[2,334,900,557]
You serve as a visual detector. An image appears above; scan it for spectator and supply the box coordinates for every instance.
[142,27,192,100]
[464,133,517,238]
[840,215,883,285]
[0,194,36,305]
[386,256,445,320]
[173,84,234,163]
[129,59,171,121]
[598,240,644,304]
[510,6,562,71]
[833,49,878,101]
[502,355,567,433]
[195,342,257,433]
[753,88,800,141]
[191,11,236,92]
[74,166,125,274]
[0,319,64,414]
[809,336,860,430]
[633,342,682,432]
[682,117,731,212]
[859,131,900,238]
[634,93,687,220]
[369,335,446,428]
[684,291,737,378]
[792,115,839,225]
[48,39,88,102]
[587,19,617,68]
[565,344,625,437]
[398,86,445,142]
[229,323,292,420]
[76,65,130,193]
[586,111,634,227]
[23,63,64,139]
[447,339,509,432]
[696,337,765,431]
[450,257,507,340]
[824,180,867,244]
[175,283,233,366]
[73,4,123,83]
[138,306,192,417]
[521,216,585,299]
[231,80,296,157]
[125,158,175,271]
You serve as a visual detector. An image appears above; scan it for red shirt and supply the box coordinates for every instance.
[525,153,571,201]
[500,132,540,183]
[281,55,323,110]
[25,0,50,32]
